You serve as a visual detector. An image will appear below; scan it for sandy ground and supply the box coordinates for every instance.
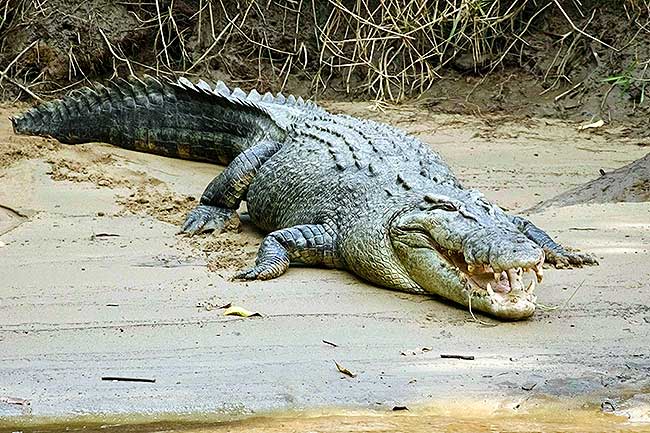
[1,102,649,426]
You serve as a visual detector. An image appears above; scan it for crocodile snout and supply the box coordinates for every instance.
[462,227,544,273]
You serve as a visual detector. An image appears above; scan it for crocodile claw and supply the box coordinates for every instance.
[232,267,261,280]
[180,205,238,235]
[545,249,599,268]
[233,258,290,281]
[232,266,276,281]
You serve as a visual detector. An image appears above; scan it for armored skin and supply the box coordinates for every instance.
[11,76,597,320]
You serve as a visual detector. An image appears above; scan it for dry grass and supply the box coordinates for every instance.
[317,0,545,100]
[1,0,649,101]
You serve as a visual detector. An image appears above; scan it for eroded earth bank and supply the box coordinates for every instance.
[0,101,649,430]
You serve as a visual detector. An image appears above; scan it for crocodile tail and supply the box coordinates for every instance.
[10,76,292,165]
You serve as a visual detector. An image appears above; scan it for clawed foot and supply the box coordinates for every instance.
[545,249,599,268]
[233,266,270,281]
[232,258,289,281]
[232,240,290,281]
[180,205,239,235]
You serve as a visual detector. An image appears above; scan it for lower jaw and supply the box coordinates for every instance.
[421,279,537,320]
[464,287,537,320]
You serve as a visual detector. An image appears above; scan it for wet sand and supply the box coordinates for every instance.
[0,103,649,428]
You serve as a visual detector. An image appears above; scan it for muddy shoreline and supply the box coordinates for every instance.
[1,103,649,426]
[3,396,650,432]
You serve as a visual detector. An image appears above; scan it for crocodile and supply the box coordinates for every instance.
[11,76,597,320]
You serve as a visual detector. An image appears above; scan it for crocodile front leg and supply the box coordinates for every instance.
[510,215,598,268]
[234,224,341,280]
[181,140,281,235]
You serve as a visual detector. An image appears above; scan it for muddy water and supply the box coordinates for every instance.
[8,402,649,433]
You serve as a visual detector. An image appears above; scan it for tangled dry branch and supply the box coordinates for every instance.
[0,0,649,101]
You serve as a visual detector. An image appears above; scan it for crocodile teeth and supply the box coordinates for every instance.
[506,268,523,291]
[526,279,536,293]
[534,265,543,283]
[507,270,515,290]
[486,282,495,296]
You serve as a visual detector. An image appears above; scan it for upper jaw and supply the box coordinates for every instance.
[465,285,537,320]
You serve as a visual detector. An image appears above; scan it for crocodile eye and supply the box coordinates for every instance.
[418,202,458,212]
[420,194,459,212]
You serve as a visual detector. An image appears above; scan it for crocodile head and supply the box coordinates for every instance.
[390,191,544,320]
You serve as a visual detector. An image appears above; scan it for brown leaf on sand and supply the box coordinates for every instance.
[334,361,357,378]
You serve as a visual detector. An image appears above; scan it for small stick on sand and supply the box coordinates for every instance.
[101,376,156,383]
[440,354,475,360]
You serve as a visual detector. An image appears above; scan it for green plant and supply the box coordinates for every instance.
[602,61,647,104]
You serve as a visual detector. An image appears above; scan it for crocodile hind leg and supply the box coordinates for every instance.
[234,224,341,280]
[181,140,281,235]
[510,215,598,268]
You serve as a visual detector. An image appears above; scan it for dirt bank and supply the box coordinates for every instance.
[1,104,649,425]
[3,1,650,130]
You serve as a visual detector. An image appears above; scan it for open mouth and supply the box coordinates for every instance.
[390,223,544,318]
[442,249,543,306]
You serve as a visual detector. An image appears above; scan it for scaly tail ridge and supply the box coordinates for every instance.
[10,76,313,164]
